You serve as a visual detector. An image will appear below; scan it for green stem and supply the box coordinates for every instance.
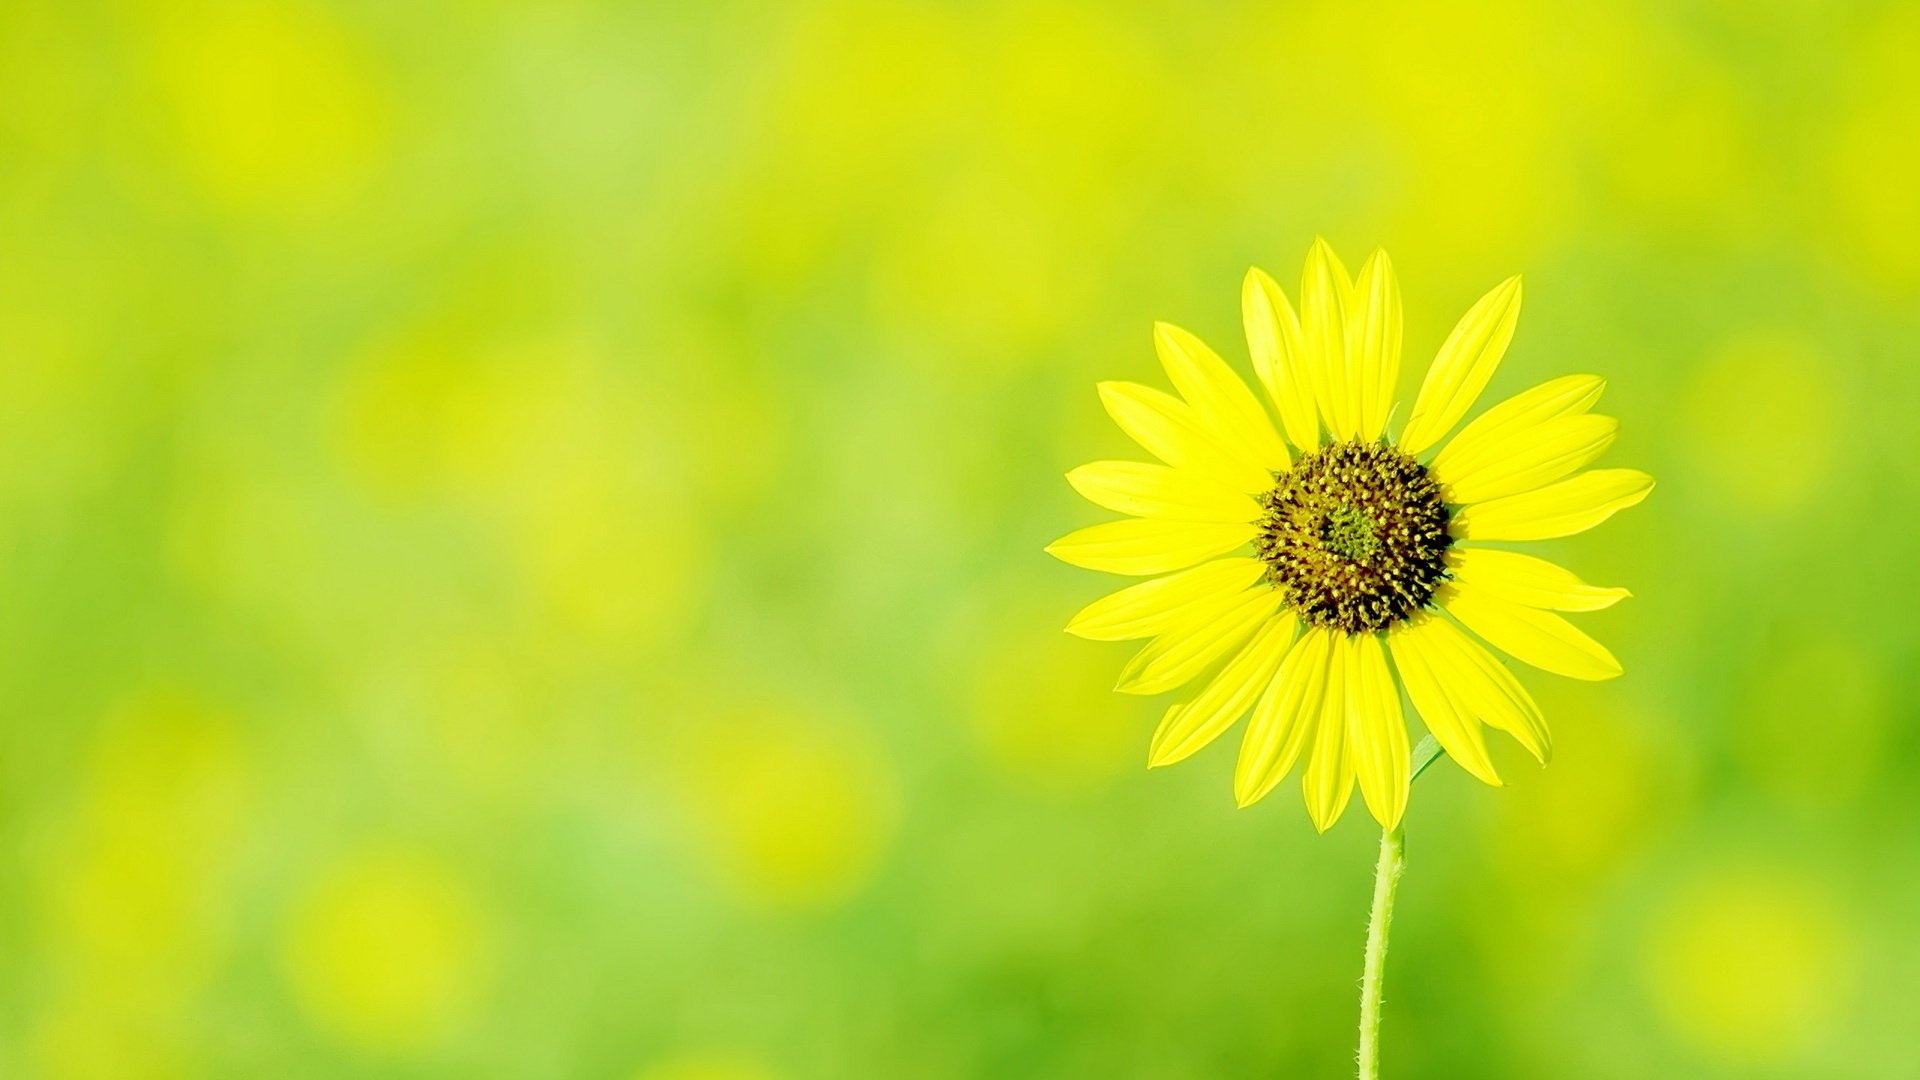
[1355,824,1404,1080]
[1356,736,1443,1080]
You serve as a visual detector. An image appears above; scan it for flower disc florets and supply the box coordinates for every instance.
[1256,440,1453,634]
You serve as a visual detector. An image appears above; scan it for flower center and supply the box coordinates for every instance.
[1323,502,1382,562]
[1255,440,1454,635]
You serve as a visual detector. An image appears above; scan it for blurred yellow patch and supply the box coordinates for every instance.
[632,1053,781,1080]
[970,622,1136,793]
[869,174,1080,365]
[1604,67,1747,224]
[282,849,492,1054]
[1829,6,1920,290]
[331,328,705,648]
[511,462,704,653]
[329,323,523,504]
[1683,336,1840,513]
[676,708,898,913]
[1831,104,1920,291]
[35,689,252,1075]
[1324,0,1585,258]
[1492,701,1683,885]
[1641,866,1854,1065]
[44,688,250,996]
[150,0,389,210]
[0,266,113,508]
[1737,637,1888,808]
[858,8,1154,363]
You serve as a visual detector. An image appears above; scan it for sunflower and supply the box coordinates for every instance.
[1048,240,1652,832]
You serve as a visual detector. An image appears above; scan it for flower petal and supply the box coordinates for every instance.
[1154,322,1290,471]
[1115,587,1282,695]
[1066,557,1269,640]
[1408,613,1551,763]
[1302,632,1357,832]
[1347,632,1410,829]
[1148,611,1298,766]
[1097,381,1275,494]
[1430,374,1606,480]
[1066,461,1265,523]
[1445,549,1629,613]
[1349,249,1403,442]
[1300,238,1356,441]
[1399,275,1523,455]
[1235,625,1332,807]
[1441,583,1623,681]
[1434,414,1619,504]
[1386,618,1502,785]
[1451,469,1654,541]
[1046,519,1256,575]
[1241,267,1320,452]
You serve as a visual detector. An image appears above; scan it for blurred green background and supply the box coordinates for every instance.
[2,0,1916,1076]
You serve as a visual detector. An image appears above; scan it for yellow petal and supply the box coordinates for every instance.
[1066,461,1265,523]
[1347,632,1410,830]
[1234,625,1332,807]
[1399,275,1523,455]
[1148,611,1298,766]
[1451,469,1654,541]
[1066,557,1268,640]
[1046,519,1256,575]
[1435,414,1619,504]
[1441,583,1623,681]
[1154,322,1289,471]
[1407,614,1551,763]
[1300,238,1355,440]
[1349,250,1403,442]
[1097,381,1274,494]
[1445,549,1629,613]
[1302,632,1356,832]
[1241,267,1319,452]
[1386,618,1502,786]
[1430,374,1606,480]
[1115,588,1282,695]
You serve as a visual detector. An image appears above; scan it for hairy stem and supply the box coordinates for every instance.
[1356,735,1442,1079]
[1356,824,1404,1080]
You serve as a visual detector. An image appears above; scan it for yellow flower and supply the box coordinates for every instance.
[1049,240,1652,832]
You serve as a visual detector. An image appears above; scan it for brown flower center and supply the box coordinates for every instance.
[1255,440,1453,634]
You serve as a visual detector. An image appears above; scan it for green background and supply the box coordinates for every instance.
[1,0,1913,1076]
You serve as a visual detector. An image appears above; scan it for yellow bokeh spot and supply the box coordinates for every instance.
[1737,637,1887,808]
[1831,102,1920,290]
[869,174,1082,365]
[676,708,898,913]
[1605,69,1747,223]
[1326,0,1582,259]
[858,11,1152,364]
[331,325,708,651]
[34,688,251,1077]
[151,0,389,210]
[510,461,704,653]
[1492,700,1680,884]
[1641,867,1854,1065]
[969,620,1137,793]
[281,849,491,1054]
[328,321,515,504]
[1829,6,1920,291]
[1683,335,1840,513]
[632,1053,781,1080]
[45,688,249,993]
